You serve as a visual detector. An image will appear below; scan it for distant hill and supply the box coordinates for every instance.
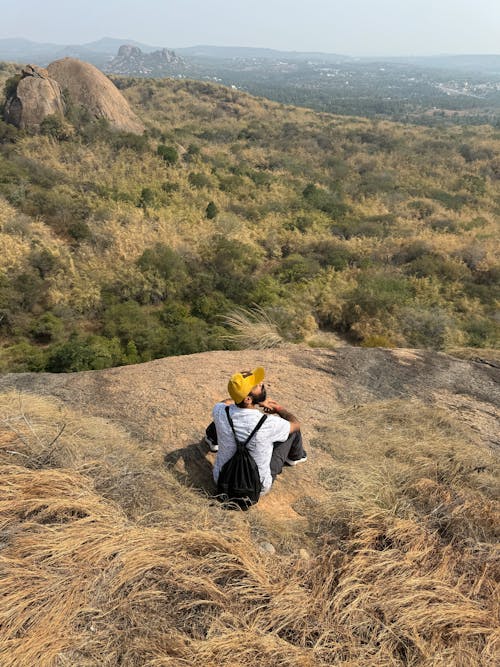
[0,37,163,66]
[386,54,500,74]
[175,44,350,62]
[103,44,186,76]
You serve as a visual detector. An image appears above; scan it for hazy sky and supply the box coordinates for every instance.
[1,0,499,56]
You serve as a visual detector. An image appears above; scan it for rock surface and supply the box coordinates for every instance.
[0,345,497,520]
[47,58,144,134]
[3,64,65,129]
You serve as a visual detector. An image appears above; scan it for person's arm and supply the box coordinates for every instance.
[259,398,300,433]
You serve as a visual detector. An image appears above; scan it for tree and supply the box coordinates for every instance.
[206,201,218,219]
[157,144,178,165]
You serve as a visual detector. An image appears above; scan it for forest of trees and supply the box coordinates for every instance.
[0,67,498,372]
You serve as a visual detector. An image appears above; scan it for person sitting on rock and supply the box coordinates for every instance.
[206,366,307,495]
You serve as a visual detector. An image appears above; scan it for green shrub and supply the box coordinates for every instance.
[46,334,123,372]
[202,235,260,303]
[311,241,359,270]
[0,119,19,144]
[39,114,69,140]
[157,144,178,164]
[3,74,21,100]
[342,271,415,330]
[30,313,64,343]
[284,215,313,233]
[401,307,456,350]
[12,271,46,311]
[276,253,322,283]
[332,214,396,239]
[302,183,348,219]
[0,340,46,372]
[464,317,499,348]
[405,254,470,281]
[136,243,186,301]
[188,172,212,189]
[408,200,435,219]
[29,248,59,278]
[162,318,222,356]
[110,131,148,152]
[102,301,166,356]
[205,201,218,219]
[68,220,92,242]
[429,189,468,211]
[138,187,156,209]
[159,300,190,326]
[189,291,232,323]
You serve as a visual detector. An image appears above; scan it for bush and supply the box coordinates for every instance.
[137,187,156,209]
[157,144,178,164]
[0,119,19,144]
[3,74,21,100]
[333,214,397,240]
[401,307,456,349]
[30,313,64,343]
[110,131,148,153]
[205,201,218,219]
[136,243,187,301]
[302,183,348,219]
[206,235,260,302]
[276,253,322,283]
[68,220,92,242]
[342,271,415,332]
[46,334,123,372]
[102,301,166,356]
[188,172,212,189]
[311,241,360,270]
[39,115,70,141]
[162,318,222,356]
[29,248,59,278]
[464,317,499,348]
[405,254,470,281]
[189,291,232,324]
[0,340,46,372]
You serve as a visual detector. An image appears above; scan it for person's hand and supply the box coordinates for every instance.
[258,398,282,414]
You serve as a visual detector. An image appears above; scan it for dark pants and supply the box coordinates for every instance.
[270,430,305,479]
[205,422,305,481]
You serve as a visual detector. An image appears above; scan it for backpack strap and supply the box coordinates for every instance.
[225,405,267,449]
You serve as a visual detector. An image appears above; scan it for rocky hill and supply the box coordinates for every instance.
[3,57,144,133]
[3,64,65,129]
[0,345,498,507]
[103,44,186,76]
[0,345,498,665]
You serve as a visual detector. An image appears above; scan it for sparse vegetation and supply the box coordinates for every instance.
[0,390,497,665]
[0,70,498,372]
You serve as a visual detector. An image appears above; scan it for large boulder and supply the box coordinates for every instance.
[47,57,144,134]
[3,65,65,129]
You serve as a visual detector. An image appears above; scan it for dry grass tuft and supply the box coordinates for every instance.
[0,392,498,665]
[221,305,284,349]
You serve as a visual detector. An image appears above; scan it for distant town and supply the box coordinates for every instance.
[2,38,500,125]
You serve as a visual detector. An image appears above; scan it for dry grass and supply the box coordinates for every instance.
[0,392,498,665]
[221,305,284,349]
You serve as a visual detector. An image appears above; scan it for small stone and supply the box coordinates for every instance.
[298,548,311,561]
[258,541,276,555]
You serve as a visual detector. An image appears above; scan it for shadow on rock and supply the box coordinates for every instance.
[164,439,216,495]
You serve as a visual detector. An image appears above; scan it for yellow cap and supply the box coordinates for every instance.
[228,367,265,403]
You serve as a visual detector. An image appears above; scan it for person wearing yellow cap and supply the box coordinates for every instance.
[207,366,307,495]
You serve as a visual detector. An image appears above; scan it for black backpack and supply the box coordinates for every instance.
[216,405,267,511]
